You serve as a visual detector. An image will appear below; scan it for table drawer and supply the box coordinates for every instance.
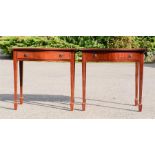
[16,51,71,60]
[109,52,141,61]
[84,52,140,61]
[85,52,104,61]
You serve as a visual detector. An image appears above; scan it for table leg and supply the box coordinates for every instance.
[13,57,18,110]
[70,55,75,111]
[139,57,144,112]
[19,61,23,104]
[135,62,139,106]
[82,59,86,111]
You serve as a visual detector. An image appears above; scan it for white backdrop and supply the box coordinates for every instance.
[0,0,155,155]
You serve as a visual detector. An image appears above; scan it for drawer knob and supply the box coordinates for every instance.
[128,54,132,58]
[59,54,64,58]
[24,53,29,57]
[93,53,97,58]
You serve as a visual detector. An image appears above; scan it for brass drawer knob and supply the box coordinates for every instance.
[128,54,132,58]
[93,53,97,58]
[59,54,64,58]
[24,53,29,57]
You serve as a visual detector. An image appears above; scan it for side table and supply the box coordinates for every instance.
[81,48,146,112]
[13,48,76,111]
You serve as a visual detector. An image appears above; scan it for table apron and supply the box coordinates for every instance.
[83,52,142,62]
[16,51,71,61]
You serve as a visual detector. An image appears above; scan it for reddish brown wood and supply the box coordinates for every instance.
[17,51,71,61]
[81,48,146,112]
[139,54,144,112]
[82,52,86,111]
[19,61,23,104]
[13,48,76,111]
[83,51,141,62]
[80,48,145,52]
[135,62,139,106]
[13,51,18,110]
[70,52,75,111]
[13,47,76,51]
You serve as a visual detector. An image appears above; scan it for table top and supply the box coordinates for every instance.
[80,48,146,52]
[12,47,146,52]
[12,47,77,51]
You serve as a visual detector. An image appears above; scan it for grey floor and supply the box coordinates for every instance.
[0,60,155,119]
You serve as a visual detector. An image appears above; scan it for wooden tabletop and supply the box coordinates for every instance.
[12,47,147,53]
[12,47,77,51]
[80,48,147,52]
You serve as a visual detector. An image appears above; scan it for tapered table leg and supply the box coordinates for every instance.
[82,59,86,111]
[70,53,75,111]
[13,54,18,110]
[135,62,139,106]
[19,61,23,104]
[138,56,144,112]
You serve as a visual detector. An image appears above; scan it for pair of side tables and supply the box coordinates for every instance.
[12,48,146,112]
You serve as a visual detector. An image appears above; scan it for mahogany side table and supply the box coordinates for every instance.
[13,48,76,111]
[81,48,146,112]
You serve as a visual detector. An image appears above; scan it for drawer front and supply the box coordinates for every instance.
[85,52,104,61]
[16,51,71,60]
[84,52,141,62]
